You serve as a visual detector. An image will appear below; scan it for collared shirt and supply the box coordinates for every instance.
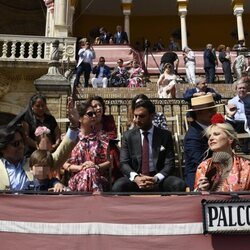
[228,95,246,121]
[130,126,165,182]
[3,158,29,191]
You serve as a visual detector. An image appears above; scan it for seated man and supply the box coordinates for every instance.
[91,56,111,88]
[0,98,79,191]
[183,76,222,103]
[112,99,186,192]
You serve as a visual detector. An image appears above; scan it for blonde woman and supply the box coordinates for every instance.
[194,113,250,192]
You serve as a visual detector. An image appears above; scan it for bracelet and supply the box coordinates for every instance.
[69,123,79,130]
[95,164,100,170]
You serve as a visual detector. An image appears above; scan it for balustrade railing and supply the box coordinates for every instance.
[0,34,76,63]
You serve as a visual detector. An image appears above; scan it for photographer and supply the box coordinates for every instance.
[159,50,179,74]
[74,40,96,88]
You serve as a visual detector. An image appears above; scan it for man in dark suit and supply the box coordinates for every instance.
[183,76,222,103]
[112,100,186,192]
[184,95,223,190]
[113,25,129,44]
[203,44,218,83]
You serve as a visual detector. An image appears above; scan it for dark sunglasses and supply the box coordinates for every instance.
[99,60,105,63]
[85,111,96,117]
[9,139,24,148]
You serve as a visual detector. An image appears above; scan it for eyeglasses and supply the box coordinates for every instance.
[9,139,24,148]
[85,111,96,117]
[99,60,105,63]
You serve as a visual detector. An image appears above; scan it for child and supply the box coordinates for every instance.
[28,149,65,192]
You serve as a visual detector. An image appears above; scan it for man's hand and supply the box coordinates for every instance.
[49,182,65,192]
[226,104,237,118]
[134,175,155,190]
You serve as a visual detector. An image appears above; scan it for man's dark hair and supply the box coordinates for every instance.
[131,94,149,110]
[0,125,23,156]
[134,99,155,114]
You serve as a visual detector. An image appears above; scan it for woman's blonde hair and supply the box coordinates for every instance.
[205,123,239,149]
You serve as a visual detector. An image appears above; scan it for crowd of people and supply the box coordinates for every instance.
[73,28,250,90]
[1,75,250,194]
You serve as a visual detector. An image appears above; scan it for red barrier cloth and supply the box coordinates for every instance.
[0,194,249,250]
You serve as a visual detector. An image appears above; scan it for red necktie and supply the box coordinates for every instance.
[142,131,149,175]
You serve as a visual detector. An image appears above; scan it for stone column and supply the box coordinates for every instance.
[54,0,68,37]
[232,0,245,42]
[121,0,133,42]
[177,0,189,50]
[34,40,72,131]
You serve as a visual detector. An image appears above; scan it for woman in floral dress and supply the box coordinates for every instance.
[63,102,111,192]
[194,113,250,192]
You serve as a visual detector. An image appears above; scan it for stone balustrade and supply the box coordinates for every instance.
[0,34,76,64]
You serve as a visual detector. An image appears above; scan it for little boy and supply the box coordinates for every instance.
[28,149,65,192]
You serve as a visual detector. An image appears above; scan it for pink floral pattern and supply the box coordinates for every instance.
[67,131,110,192]
[35,126,51,137]
[194,155,250,192]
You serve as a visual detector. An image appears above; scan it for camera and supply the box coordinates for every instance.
[144,39,151,49]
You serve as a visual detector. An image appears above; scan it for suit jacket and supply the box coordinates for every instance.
[184,121,210,190]
[203,48,216,68]
[113,31,129,44]
[92,65,111,78]
[0,135,76,190]
[120,126,175,178]
[183,87,222,103]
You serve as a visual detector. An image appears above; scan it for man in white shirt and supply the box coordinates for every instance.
[74,41,96,88]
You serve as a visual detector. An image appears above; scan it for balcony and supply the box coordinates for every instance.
[0,34,77,68]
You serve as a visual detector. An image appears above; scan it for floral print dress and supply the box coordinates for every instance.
[194,154,250,192]
[68,131,110,192]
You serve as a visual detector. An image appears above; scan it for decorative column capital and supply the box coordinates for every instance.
[232,0,244,15]
[177,0,188,16]
[122,0,132,15]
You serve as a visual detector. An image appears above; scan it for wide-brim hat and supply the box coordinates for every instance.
[186,94,224,112]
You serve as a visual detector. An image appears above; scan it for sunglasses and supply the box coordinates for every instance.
[9,139,24,148]
[85,111,96,117]
[99,60,105,63]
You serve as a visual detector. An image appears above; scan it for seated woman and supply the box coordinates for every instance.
[87,95,122,182]
[194,113,250,192]
[157,63,177,98]
[87,96,117,139]
[127,60,145,88]
[63,102,111,192]
[22,94,61,156]
[109,58,129,87]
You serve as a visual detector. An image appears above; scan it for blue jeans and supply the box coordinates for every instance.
[74,62,91,87]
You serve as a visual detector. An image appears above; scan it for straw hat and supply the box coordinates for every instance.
[186,94,223,112]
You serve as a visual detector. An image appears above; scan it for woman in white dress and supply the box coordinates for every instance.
[157,63,177,98]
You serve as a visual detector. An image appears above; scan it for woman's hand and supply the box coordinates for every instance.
[197,176,210,191]
[82,161,95,170]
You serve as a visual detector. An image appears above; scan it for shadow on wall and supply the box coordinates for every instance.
[0,113,16,126]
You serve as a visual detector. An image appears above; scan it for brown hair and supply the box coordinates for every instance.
[29,149,53,169]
